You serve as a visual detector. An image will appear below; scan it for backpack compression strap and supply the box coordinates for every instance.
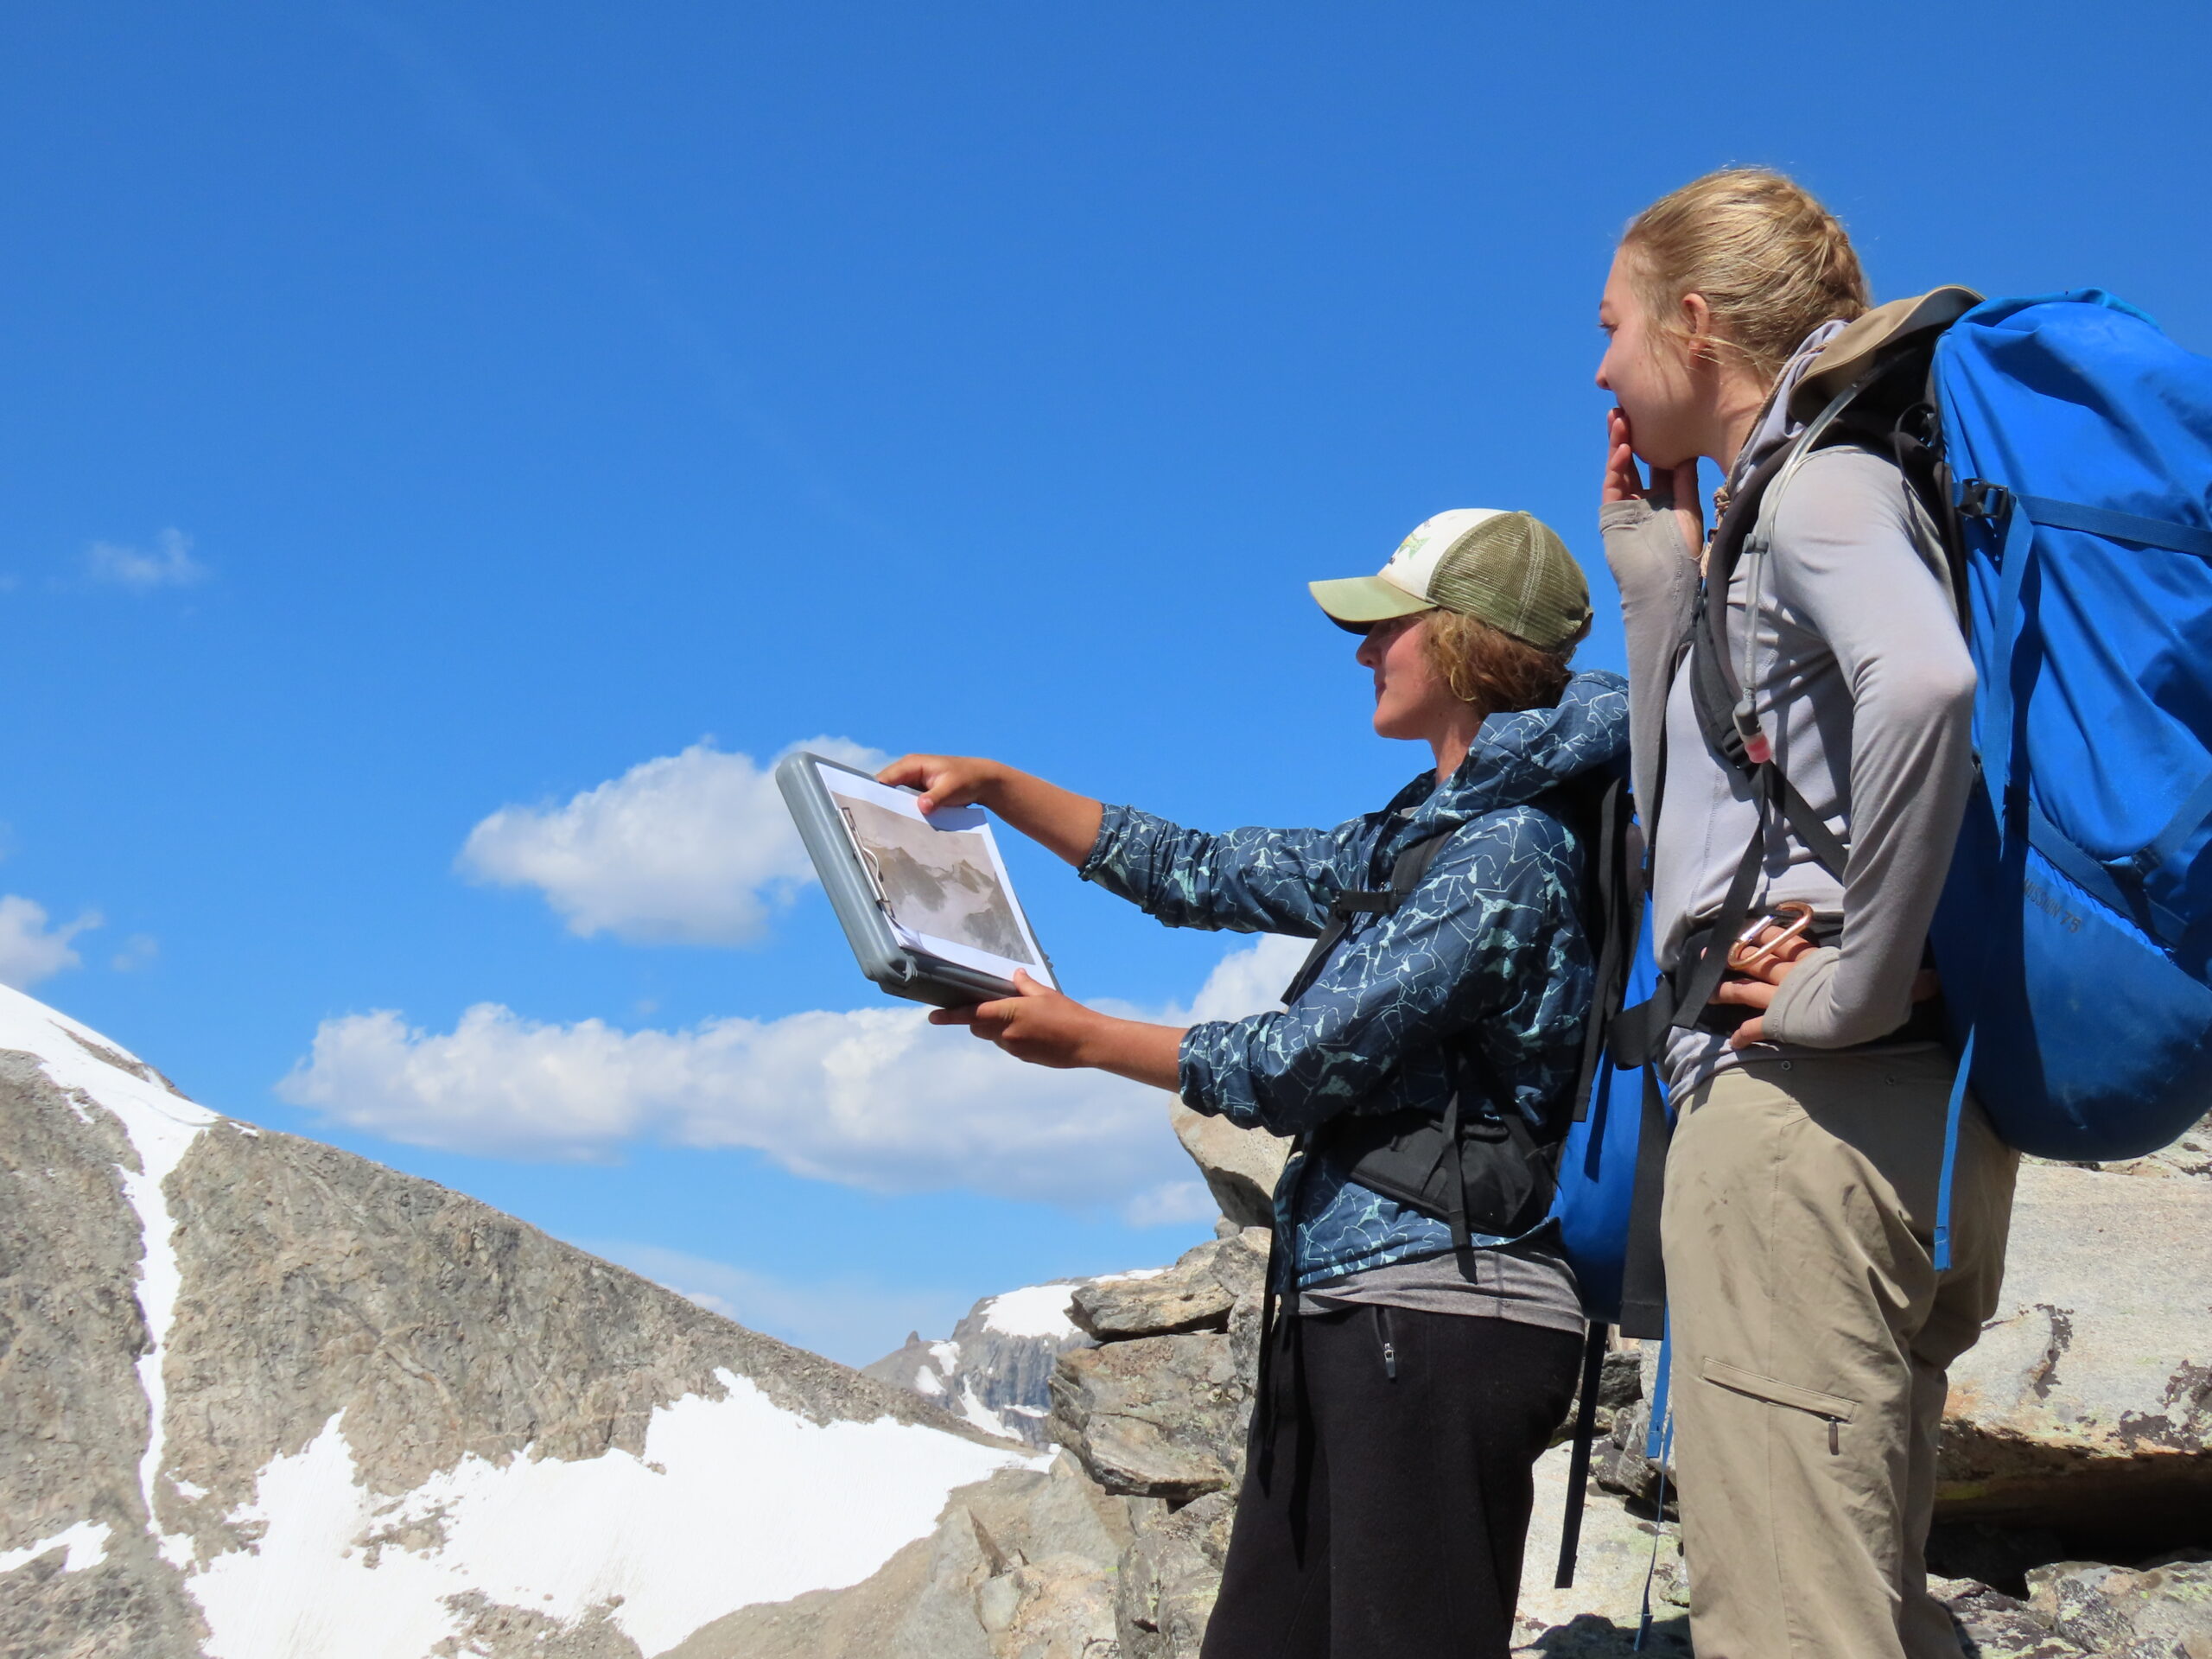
[1568,771,1639,1126]
[1553,1319,1612,1589]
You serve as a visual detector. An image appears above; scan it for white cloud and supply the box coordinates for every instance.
[111,934,159,972]
[457,737,885,945]
[585,1241,975,1369]
[86,528,208,591]
[1117,1180,1218,1228]
[277,933,1306,1219]
[0,896,100,988]
[1173,931,1306,1024]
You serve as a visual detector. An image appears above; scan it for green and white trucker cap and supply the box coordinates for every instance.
[1309,508,1592,651]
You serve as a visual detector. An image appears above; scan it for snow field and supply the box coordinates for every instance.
[186,1373,1040,1658]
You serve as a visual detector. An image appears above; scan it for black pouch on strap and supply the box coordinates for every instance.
[1324,1099,1562,1249]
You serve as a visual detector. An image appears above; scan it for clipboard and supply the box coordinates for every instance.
[775,750,1058,1007]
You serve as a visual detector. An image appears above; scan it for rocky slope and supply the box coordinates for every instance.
[0,985,1038,1659]
[827,1110,2212,1657]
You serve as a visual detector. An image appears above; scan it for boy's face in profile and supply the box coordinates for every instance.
[1357,613,1457,744]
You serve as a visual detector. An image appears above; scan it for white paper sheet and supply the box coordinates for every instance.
[817,766,1056,989]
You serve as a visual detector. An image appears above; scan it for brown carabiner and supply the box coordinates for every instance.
[1728,899,1816,975]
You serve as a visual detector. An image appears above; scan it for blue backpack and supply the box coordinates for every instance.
[1928,293,2212,1167]
[1682,288,2212,1264]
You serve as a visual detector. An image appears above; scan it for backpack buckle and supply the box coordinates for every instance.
[1958,478,2012,524]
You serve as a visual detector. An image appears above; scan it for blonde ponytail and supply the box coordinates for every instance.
[1622,168,1871,385]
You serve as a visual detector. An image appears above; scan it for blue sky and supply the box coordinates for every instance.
[3,3,2206,1364]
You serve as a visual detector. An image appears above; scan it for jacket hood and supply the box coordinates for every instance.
[1727,318,1851,490]
[1424,669,1630,825]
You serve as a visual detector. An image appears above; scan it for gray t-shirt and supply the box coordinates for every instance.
[1297,1237,1584,1334]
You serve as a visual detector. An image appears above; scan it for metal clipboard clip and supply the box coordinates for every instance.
[840,806,898,922]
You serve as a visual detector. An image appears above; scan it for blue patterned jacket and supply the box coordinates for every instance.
[1081,671,1630,1288]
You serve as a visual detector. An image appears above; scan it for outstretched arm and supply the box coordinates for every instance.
[940,810,1588,1133]
[876,754,1103,867]
[882,753,1373,937]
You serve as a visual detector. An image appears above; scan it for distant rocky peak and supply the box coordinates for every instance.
[864,1269,1166,1448]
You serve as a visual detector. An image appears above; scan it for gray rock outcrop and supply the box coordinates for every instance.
[1116,1491,1236,1659]
[1939,1160,2212,1534]
[1053,1230,1269,1655]
[1049,1233,1268,1503]
[2025,1554,2212,1654]
[665,1451,1132,1659]
[1166,1100,1287,1231]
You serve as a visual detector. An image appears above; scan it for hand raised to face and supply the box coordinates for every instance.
[1605,407,1706,566]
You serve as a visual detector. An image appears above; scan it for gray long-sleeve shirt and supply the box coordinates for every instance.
[1602,443,1976,1090]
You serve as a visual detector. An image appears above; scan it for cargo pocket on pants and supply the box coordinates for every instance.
[1701,1358,1859,1454]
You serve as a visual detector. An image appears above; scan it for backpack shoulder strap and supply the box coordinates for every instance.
[1660,372,1894,1046]
[1278,823,1458,1007]
[1689,447,1853,878]
[1558,768,1639,1129]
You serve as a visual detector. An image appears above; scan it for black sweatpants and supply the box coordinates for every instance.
[1201,1305,1582,1659]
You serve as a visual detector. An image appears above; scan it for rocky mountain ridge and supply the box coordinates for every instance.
[0,985,1038,1658]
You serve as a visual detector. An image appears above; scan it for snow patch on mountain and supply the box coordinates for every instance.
[187,1376,1035,1659]
[0,1521,111,1576]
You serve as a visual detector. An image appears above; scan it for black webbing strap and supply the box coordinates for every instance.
[1249,1135,1300,1489]
[1688,603,1852,879]
[1279,899,1382,1010]
[1616,1065,1673,1340]
[1569,772,1638,1124]
[1439,1091,1471,1256]
[1554,1320,1612,1587]
[1280,827,1456,1006]
[1687,451,1853,884]
[1666,765,1786,1038]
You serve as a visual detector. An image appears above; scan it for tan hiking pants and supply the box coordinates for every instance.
[1661,1048,2018,1659]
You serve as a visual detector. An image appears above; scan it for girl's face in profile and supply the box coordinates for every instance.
[1596,249,1705,469]
[1357,613,1460,743]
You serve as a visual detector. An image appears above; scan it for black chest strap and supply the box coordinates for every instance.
[1278,823,1456,1007]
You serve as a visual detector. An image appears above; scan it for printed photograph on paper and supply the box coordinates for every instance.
[832,793,1038,966]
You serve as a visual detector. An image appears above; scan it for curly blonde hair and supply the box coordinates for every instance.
[1420,609,1583,715]
[1621,168,1871,384]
